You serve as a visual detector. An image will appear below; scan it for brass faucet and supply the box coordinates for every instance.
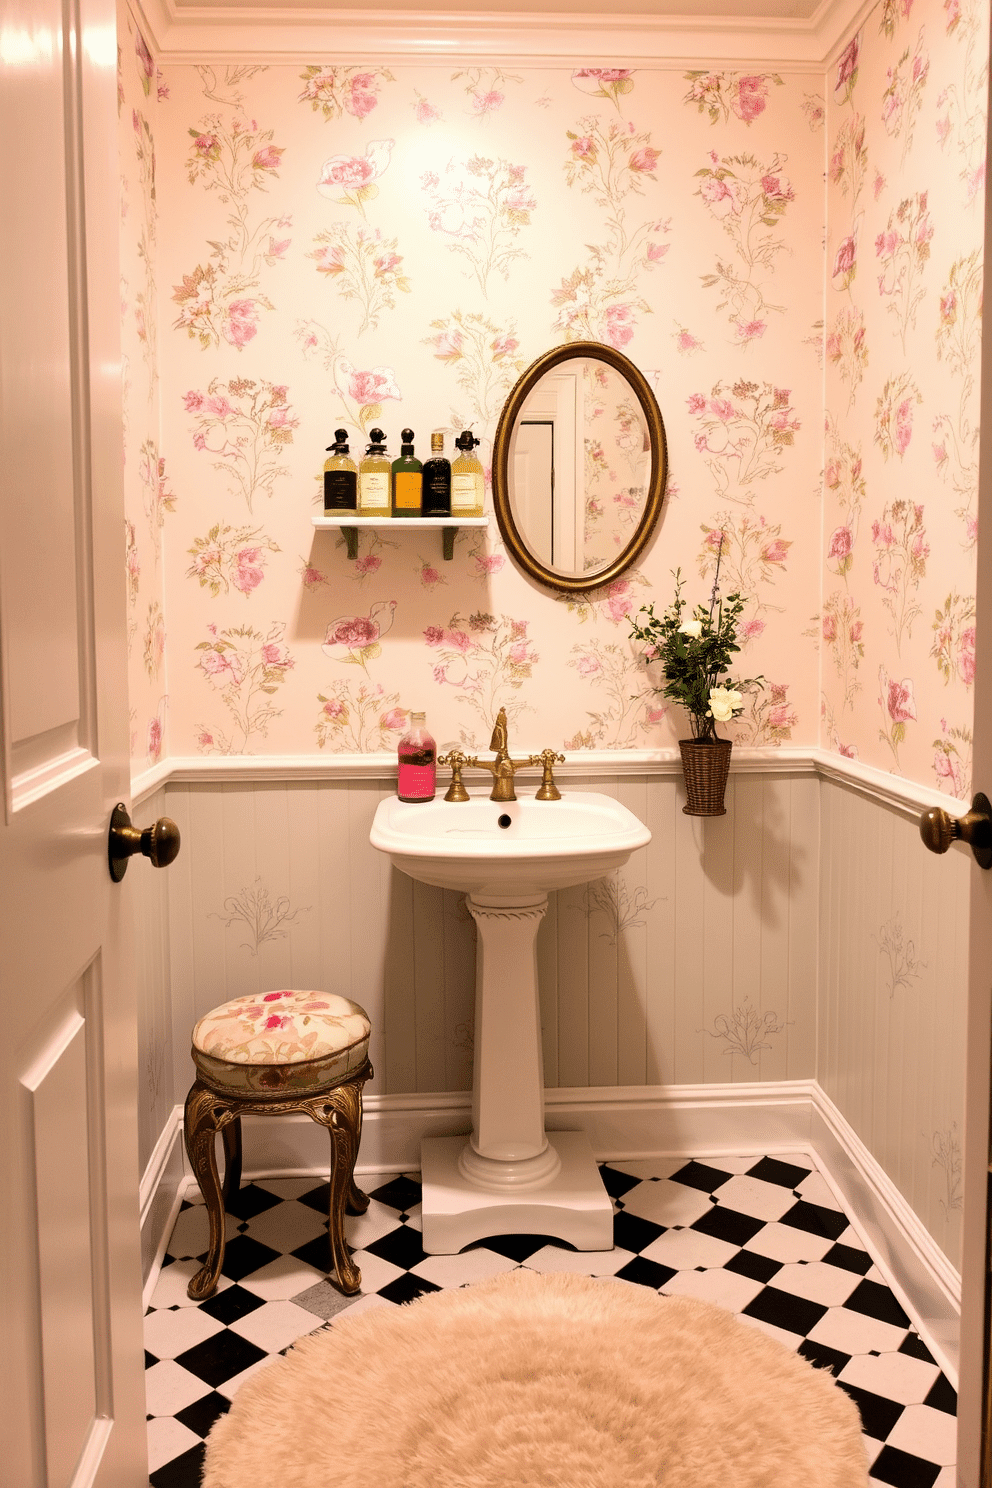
[466,708,533,803]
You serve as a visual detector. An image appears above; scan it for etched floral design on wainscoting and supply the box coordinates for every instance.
[143,602,165,681]
[138,439,177,548]
[821,593,865,709]
[689,381,800,504]
[933,249,982,546]
[872,499,929,654]
[424,312,526,430]
[928,1123,963,1216]
[298,66,395,122]
[877,667,917,768]
[454,67,523,118]
[317,140,393,219]
[296,321,402,434]
[875,192,933,351]
[572,68,636,113]
[315,684,406,752]
[422,155,536,296]
[682,72,782,127]
[565,640,662,749]
[701,1000,788,1064]
[195,622,295,755]
[874,911,926,995]
[697,514,790,642]
[185,378,297,512]
[212,877,311,955]
[696,150,795,343]
[936,0,987,205]
[881,30,931,163]
[933,717,973,797]
[583,874,659,945]
[186,523,280,597]
[308,224,410,335]
[930,591,976,687]
[425,613,538,743]
[553,117,666,348]
[172,114,290,350]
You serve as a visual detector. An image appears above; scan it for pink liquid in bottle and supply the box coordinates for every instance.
[397,711,436,802]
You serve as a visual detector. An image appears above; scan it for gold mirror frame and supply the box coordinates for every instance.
[492,340,668,594]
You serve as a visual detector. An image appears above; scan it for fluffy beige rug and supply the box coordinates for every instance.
[202,1269,869,1487]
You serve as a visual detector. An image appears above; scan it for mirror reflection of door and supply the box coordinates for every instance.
[507,357,651,578]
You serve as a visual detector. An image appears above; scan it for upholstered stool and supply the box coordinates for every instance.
[183,989,373,1302]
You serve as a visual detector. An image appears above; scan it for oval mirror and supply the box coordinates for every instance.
[492,342,667,593]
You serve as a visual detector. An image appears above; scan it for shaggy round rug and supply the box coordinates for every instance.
[201,1269,869,1488]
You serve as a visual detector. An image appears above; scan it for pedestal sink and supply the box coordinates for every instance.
[370,789,651,1254]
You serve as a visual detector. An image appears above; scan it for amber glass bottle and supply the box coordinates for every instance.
[391,428,423,517]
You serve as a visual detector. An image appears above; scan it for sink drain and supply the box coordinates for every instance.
[497,814,512,829]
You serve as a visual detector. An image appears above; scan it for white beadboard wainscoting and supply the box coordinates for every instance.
[128,751,972,1375]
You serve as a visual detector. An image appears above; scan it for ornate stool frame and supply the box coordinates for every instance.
[183,1057,373,1302]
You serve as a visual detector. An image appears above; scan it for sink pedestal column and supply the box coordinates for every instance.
[420,890,614,1256]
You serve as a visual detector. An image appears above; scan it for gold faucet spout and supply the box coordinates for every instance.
[470,707,532,802]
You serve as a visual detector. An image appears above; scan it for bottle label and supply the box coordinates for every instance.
[324,470,357,510]
[359,471,389,510]
[394,472,422,512]
[423,469,451,516]
[451,473,482,514]
[397,761,436,801]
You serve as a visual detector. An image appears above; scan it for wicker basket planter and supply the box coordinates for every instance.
[678,738,732,817]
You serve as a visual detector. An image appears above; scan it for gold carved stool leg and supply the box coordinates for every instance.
[306,1065,370,1295]
[184,1081,236,1301]
[221,1114,242,1207]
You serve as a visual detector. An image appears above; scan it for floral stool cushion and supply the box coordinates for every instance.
[191,989,371,1096]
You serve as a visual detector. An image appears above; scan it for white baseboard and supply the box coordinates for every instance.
[138,1080,959,1380]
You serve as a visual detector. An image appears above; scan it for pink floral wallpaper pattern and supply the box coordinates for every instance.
[118,1,984,792]
[822,0,984,792]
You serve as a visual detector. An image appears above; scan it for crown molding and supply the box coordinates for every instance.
[133,0,867,68]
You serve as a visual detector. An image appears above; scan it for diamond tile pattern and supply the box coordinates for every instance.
[146,1155,954,1486]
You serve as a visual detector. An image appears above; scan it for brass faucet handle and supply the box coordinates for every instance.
[531,748,566,802]
[438,750,471,803]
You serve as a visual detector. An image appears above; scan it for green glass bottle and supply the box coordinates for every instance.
[391,427,423,517]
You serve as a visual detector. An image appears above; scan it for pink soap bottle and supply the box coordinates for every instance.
[397,711,436,803]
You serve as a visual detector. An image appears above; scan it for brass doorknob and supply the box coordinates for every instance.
[108,802,181,882]
[919,792,992,869]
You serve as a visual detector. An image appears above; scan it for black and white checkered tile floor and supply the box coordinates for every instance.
[145,1151,956,1486]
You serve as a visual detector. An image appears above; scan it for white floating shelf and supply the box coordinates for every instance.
[313,514,489,560]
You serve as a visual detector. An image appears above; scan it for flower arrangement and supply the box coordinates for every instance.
[629,562,763,741]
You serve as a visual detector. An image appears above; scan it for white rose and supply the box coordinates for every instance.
[678,619,703,639]
[707,686,742,722]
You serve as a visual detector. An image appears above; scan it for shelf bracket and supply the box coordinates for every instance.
[341,527,359,561]
[442,527,457,562]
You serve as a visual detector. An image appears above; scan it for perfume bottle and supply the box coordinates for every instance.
[422,432,451,518]
[391,428,423,517]
[323,429,357,511]
[397,711,436,802]
[358,429,390,517]
[451,430,484,517]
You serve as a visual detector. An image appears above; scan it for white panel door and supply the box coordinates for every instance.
[0,0,147,1479]
[953,105,992,1487]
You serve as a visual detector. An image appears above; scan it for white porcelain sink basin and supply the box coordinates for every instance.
[370,789,651,897]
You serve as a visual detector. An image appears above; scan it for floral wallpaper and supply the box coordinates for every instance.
[822,0,985,791]
[137,56,826,762]
[119,7,170,768]
[117,5,985,792]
